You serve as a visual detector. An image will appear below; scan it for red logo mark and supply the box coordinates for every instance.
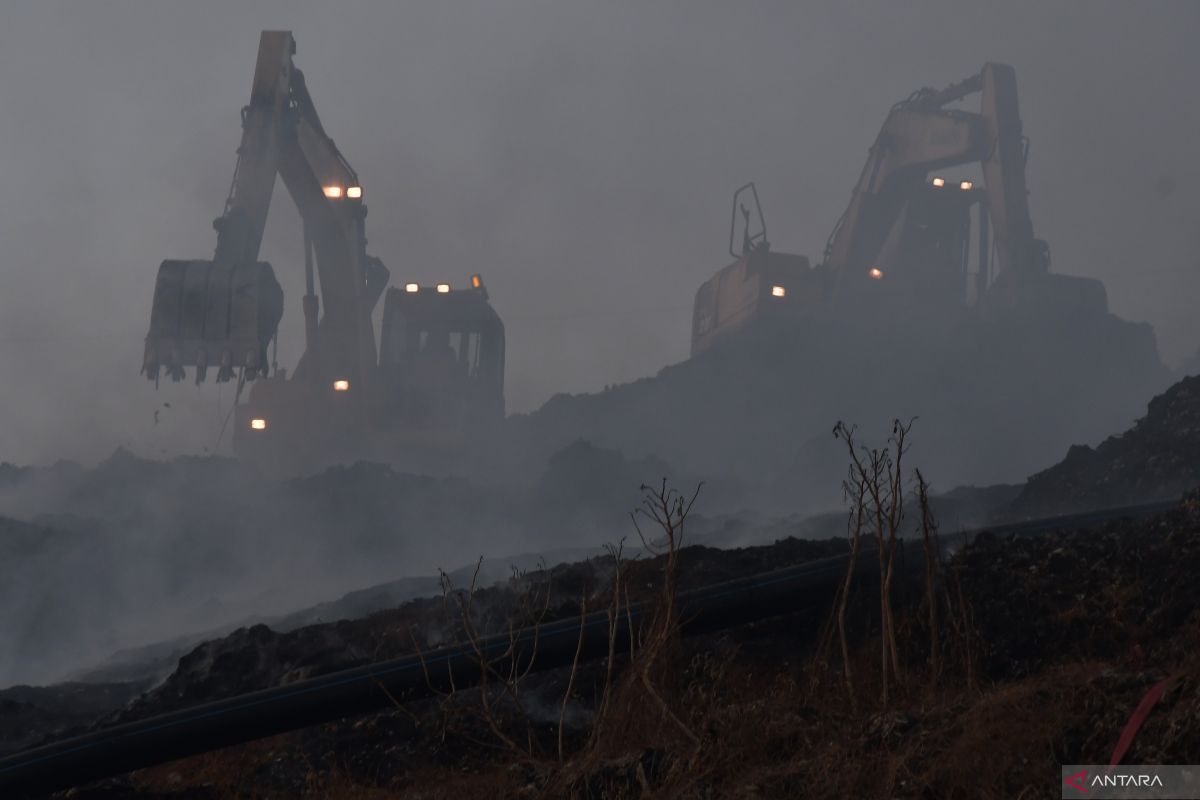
[1065,769,1089,792]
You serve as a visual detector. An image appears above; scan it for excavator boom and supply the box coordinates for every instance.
[143,31,506,473]
[824,63,1043,302]
[143,31,386,389]
[977,64,1037,282]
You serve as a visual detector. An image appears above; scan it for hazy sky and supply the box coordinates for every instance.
[0,1,1197,464]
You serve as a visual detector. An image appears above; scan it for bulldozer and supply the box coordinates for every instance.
[691,63,1109,356]
[143,31,505,472]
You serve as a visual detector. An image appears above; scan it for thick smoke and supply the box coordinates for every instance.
[0,3,1197,689]
[0,2,1196,465]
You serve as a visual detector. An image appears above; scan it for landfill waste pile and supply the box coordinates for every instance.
[501,309,1169,512]
[963,494,1200,677]
[1013,374,1200,516]
[1,534,849,758]
[14,492,1200,799]
[0,452,518,689]
[0,442,675,688]
[10,376,1200,796]
[0,435,1017,694]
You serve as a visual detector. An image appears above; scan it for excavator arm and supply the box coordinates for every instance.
[275,59,388,386]
[976,64,1038,283]
[823,63,1042,299]
[143,31,387,389]
[210,33,293,269]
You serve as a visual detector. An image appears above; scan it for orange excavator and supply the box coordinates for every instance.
[143,31,505,472]
[691,63,1108,356]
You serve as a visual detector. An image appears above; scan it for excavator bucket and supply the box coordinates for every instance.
[143,259,283,383]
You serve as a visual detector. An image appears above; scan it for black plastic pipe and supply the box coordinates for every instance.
[0,498,1175,796]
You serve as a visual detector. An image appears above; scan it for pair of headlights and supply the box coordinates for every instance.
[321,185,363,199]
[404,275,484,294]
[405,283,450,294]
[930,177,973,191]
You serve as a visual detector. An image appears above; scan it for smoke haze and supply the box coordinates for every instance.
[0,1,1197,689]
[0,1,1197,465]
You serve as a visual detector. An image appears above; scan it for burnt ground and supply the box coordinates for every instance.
[2,534,850,756]
[12,491,1200,799]
[9,375,1200,796]
[0,682,148,755]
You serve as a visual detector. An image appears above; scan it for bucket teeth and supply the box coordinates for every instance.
[143,259,282,385]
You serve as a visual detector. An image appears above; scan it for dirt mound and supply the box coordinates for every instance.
[58,496,1200,799]
[0,681,147,756]
[963,493,1200,677]
[94,533,844,727]
[503,309,1169,512]
[1013,375,1200,516]
[0,442,662,688]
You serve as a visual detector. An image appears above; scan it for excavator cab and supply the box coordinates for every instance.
[378,276,505,442]
[690,183,824,356]
[853,177,985,309]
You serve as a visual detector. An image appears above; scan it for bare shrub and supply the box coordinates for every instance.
[626,479,702,748]
[831,418,912,705]
[915,468,941,686]
[408,556,553,758]
[583,538,631,754]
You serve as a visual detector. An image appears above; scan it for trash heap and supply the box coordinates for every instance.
[961,492,1200,678]
[1013,375,1200,516]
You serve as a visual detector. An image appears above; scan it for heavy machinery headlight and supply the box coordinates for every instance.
[250,418,268,430]
[471,274,482,289]
[322,186,343,199]
[436,283,451,294]
[404,282,420,293]
[868,267,885,280]
[332,379,350,392]
[959,180,973,191]
[770,285,786,298]
[346,186,362,199]
[931,177,946,187]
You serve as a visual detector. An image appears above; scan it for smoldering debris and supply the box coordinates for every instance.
[6,367,1200,712]
[13,492,1200,797]
[0,438,742,688]
[2,533,847,755]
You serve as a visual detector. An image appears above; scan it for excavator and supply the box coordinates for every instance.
[142,31,505,472]
[690,182,820,355]
[691,63,1108,356]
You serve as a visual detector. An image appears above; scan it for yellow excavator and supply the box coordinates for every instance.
[691,63,1108,356]
[143,31,505,471]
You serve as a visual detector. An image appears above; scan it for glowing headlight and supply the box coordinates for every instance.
[346,186,362,199]
[868,267,885,280]
[250,418,268,430]
[436,283,451,294]
[404,282,420,293]
[322,186,343,199]
[471,274,482,289]
[959,180,973,191]
[332,379,350,392]
[770,285,786,298]
[931,177,946,188]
